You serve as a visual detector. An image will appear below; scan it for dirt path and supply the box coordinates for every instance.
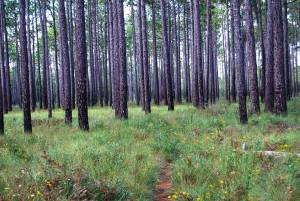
[154,162,172,201]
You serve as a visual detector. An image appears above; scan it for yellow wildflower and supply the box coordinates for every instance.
[220,180,224,185]
[37,191,42,196]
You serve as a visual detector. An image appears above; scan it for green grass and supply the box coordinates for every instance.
[0,98,300,201]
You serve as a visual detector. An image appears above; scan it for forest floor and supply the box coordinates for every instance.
[0,98,300,201]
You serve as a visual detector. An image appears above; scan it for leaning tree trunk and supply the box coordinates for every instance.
[19,0,32,133]
[245,0,260,114]
[232,0,248,124]
[74,0,89,130]
[273,0,287,115]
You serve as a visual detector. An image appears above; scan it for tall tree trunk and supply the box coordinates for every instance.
[226,0,231,103]
[173,0,181,103]
[152,1,159,105]
[245,0,260,114]
[131,0,139,105]
[273,0,287,115]
[59,0,72,123]
[230,2,236,102]
[2,1,12,111]
[232,0,248,124]
[112,0,120,116]
[19,0,32,133]
[254,0,266,101]
[141,0,151,113]
[103,2,109,106]
[74,0,89,130]
[52,0,60,108]
[193,0,204,108]
[67,0,76,109]
[183,2,191,103]
[35,2,42,109]
[117,0,128,119]
[26,0,32,112]
[0,0,7,113]
[160,0,174,111]
[0,0,5,133]
[206,0,213,105]
[39,0,52,118]
[138,0,145,110]
[282,0,290,100]
[265,0,274,112]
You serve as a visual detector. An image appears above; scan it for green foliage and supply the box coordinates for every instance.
[1,98,300,200]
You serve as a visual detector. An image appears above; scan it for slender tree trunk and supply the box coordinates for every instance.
[265,0,275,113]
[193,0,204,108]
[0,0,5,133]
[2,2,12,112]
[230,2,236,102]
[141,0,151,113]
[173,0,181,103]
[138,0,145,110]
[232,0,248,124]
[254,0,266,101]
[245,0,260,114]
[67,0,76,109]
[160,0,174,111]
[273,0,287,115]
[19,0,32,133]
[35,2,42,109]
[59,0,72,123]
[39,0,52,118]
[51,0,60,108]
[74,0,89,130]
[117,0,128,119]
[0,0,7,113]
[282,0,290,100]
[152,1,159,105]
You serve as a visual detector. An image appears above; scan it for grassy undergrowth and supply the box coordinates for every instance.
[0,98,300,200]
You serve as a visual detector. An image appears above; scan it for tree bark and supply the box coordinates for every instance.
[232,0,248,124]
[0,0,5,133]
[152,1,159,105]
[273,0,287,115]
[59,0,72,123]
[245,0,260,114]
[117,0,128,119]
[141,0,151,113]
[160,0,174,111]
[19,0,32,133]
[265,0,274,113]
[75,0,89,130]
[193,0,204,108]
